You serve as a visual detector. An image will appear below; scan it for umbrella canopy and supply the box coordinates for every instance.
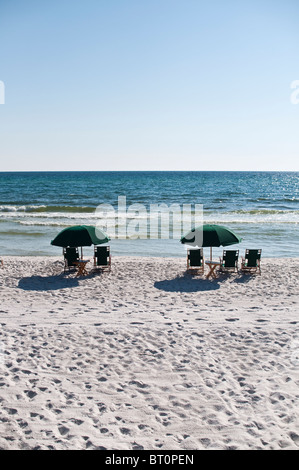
[180,224,242,260]
[51,225,110,255]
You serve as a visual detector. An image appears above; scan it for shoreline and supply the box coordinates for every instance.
[0,256,298,449]
[1,253,299,258]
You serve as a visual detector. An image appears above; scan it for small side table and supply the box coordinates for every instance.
[75,260,89,277]
[205,260,221,279]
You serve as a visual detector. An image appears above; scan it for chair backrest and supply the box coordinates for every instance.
[223,250,239,267]
[245,249,262,267]
[94,245,110,266]
[64,247,79,266]
[188,249,203,267]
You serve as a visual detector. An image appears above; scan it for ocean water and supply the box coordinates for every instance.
[0,171,298,258]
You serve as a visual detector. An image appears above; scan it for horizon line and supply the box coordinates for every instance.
[0,169,298,173]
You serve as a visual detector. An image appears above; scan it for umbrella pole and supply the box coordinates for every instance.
[81,247,83,259]
[210,246,212,261]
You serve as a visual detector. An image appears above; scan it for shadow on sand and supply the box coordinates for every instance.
[232,272,257,284]
[154,272,221,293]
[18,273,83,291]
[154,270,257,293]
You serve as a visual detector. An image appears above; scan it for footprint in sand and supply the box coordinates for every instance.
[132,442,144,450]
[5,408,18,415]
[58,425,70,436]
[290,432,299,447]
[17,419,29,429]
[120,427,131,435]
[24,390,37,399]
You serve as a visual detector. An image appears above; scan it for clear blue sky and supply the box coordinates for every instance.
[0,0,298,171]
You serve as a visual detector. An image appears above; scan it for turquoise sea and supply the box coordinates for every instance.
[0,171,298,258]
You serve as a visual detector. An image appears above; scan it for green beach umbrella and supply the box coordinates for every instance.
[180,224,242,260]
[51,225,110,258]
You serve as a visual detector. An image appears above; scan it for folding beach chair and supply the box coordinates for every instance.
[187,248,204,274]
[241,249,262,274]
[63,247,80,273]
[94,245,111,271]
[219,250,239,273]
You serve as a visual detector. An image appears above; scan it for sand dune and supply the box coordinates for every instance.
[0,256,298,450]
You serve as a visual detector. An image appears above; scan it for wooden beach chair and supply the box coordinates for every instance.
[93,245,111,272]
[63,247,80,273]
[187,248,204,274]
[219,250,239,273]
[241,249,262,274]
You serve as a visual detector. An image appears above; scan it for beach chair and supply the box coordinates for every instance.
[94,245,111,271]
[241,249,262,274]
[219,250,239,273]
[187,248,204,274]
[63,247,80,273]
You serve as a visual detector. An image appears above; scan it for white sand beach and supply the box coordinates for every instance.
[0,255,298,450]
